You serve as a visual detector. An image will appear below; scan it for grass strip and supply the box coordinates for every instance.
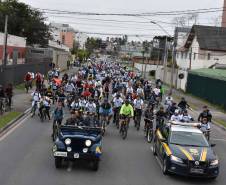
[0,112,22,129]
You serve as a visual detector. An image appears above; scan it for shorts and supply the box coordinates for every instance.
[99,107,113,116]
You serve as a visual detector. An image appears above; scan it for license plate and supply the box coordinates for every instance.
[74,153,80,159]
[190,168,204,174]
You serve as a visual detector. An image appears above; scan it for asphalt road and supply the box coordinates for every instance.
[0,106,226,185]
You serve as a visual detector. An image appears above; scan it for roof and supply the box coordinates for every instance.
[171,125,202,134]
[189,68,226,82]
[184,25,226,52]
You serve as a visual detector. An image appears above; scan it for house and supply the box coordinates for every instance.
[50,23,75,49]
[0,32,26,65]
[176,25,226,70]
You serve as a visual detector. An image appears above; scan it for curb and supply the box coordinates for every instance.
[0,108,31,134]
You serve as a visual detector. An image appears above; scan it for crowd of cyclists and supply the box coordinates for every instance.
[28,58,213,140]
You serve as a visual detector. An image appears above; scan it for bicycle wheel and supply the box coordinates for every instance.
[102,120,106,136]
[147,128,154,143]
[136,115,141,131]
[122,124,128,140]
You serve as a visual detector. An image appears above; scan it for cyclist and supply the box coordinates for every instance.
[119,99,134,126]
[79,96,87,111]
[199,117,211,133]
[43,96,51,120]
[5,83,13,109]
[180,110,194,123]
[136,85,144,99]
[85,98,97,114]
[144,105,154,131]
[178,97,190,112]
[156,106,167,129]
[0,85,5,98]
[99,98,112,125]
[52,103,64,137]
[165,93,173,108]
[31,89,41,115]
[170,109,182,122]
[133,95,144,126]
[198,105,212,123]
[112,94,124,123]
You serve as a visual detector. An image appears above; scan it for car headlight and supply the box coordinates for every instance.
[65,138,71,145]
[210,159,219,166]
[170,155,184,164]
[85,140,92,147]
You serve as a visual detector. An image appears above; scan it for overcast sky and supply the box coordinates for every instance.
[19,0,224,40]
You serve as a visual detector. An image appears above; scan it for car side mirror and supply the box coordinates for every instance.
[211,144,216,147]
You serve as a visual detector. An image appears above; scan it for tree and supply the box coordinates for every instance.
[0,0,50,47]
[71,40,80,55]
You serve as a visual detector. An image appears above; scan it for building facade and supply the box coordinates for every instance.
[176,25,226,70]
[0,32,26,65]
[50,23,75,49]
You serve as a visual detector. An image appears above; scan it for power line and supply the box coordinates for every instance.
[38,7,224,17]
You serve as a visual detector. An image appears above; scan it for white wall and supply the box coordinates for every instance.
[0,32,26,47]
[155,66,188,91]
[134,63,159,71]
[52,49,70,71]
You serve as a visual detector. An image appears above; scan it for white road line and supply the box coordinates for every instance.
[0,115,30,142]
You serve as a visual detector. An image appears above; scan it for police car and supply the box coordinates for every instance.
[153,121,219,178]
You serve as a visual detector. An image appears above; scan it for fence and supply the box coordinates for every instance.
[0,61,51,86]
[186,73,226,109]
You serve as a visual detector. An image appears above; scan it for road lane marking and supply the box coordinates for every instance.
[0,114,30,142]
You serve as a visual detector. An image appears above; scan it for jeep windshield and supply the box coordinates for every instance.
[170,131,209,147]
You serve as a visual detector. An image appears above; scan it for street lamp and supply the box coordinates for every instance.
[150,21,175,91]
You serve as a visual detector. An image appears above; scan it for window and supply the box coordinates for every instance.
[62,35,65,44]
[207,53,211,60]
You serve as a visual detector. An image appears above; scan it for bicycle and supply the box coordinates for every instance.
[31,101,39,117]
[0,98,6,115]
[120,116,129,140]
[145,118,154,143]
[100,114,108,136]
[134,109,142,131]
[115,109,120,129]
[52,119,61,141]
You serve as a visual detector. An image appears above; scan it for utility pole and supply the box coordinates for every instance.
[2,15,8,66]
[163,36,168,83]
[144,43,152,79]
[189,47,192,70]
[142,50,145,77]
[170,33,177,91]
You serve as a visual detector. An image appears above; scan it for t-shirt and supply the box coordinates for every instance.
[113,98,124,108]
[134,99,144,109]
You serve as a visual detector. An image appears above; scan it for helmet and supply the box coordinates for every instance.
[175,109,180,114]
